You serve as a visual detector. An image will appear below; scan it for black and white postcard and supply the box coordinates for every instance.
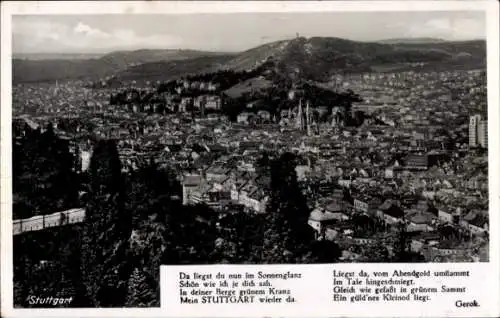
[1,1,499,317]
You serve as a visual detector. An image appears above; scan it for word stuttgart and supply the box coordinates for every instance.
[27,296,73,306]
[181,295,255,304]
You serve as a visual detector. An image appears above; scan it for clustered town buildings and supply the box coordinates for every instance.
[12,67,488,262]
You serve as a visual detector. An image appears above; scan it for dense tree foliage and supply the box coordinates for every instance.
[362,239,391,263]
[12,123,79,219]
[262,152,341,263]
[13,224,87,307]
[14,142,343,308]
[125,268,158,307]
[80,140,132,307]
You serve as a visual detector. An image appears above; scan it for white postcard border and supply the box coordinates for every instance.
[1,1,499,317]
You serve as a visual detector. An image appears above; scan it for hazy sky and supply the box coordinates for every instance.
[13,11,485,54]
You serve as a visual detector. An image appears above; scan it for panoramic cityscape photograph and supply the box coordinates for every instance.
[10,10,488,308]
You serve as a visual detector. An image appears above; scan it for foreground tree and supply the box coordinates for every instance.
[81,140,132,306]
[125,268,158,307]
[262,152,315,263]
[13,123,79,218]
[363,238,391,262]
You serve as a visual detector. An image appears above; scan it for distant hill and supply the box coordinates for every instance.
[218,37,485,80]
[13,53,105,60]
[13,59,110,84]
[110,37,485,84]
[115,54,235,82]
[377,38,447,44]
[12,49,233,84]
[98,49,232,69]
[222,40,292,71]
[13,37,486,84]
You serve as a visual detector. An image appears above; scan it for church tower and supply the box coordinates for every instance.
[306,100,311,136]
[296,99,303,130]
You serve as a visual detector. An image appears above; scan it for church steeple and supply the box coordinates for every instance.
[306,100,311,136]
[296,98,303,130]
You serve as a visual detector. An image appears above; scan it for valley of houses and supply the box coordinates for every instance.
[12,67,488,262]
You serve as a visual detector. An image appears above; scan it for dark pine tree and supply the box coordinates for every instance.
[125,268,158,307]
[262,152,315,263]
[81,139,132,307]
